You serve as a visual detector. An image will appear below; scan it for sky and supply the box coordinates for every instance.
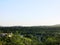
[0,0,60,26]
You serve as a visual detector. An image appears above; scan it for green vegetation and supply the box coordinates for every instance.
[0,26,60,45]
[0,33,40,45]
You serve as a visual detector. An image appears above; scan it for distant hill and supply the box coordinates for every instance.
[52,24,60,27]
[0,24,60,33]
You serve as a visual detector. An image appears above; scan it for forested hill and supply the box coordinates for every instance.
[0,25,60,33]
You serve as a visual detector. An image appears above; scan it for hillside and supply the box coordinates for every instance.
[0,25,60,33]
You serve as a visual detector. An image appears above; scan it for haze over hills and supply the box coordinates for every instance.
[52,24,60,27]
[0,24,60,27]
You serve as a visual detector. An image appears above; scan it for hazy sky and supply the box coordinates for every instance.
[0,0,60,26]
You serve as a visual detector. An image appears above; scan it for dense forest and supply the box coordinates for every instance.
[0,26,60,45]
[0,26,60,33]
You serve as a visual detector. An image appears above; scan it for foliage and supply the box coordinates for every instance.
[0,26,60,45]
